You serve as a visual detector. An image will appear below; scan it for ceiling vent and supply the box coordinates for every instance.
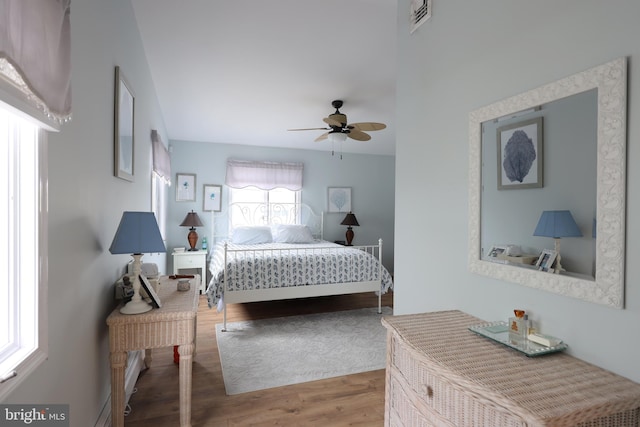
[410,0,431,33]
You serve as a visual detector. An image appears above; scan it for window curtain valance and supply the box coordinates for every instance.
[151,130,171,184]
[0,0,72,124]
[225,159,303,190]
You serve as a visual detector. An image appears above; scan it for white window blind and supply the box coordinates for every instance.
[0,0,72,124]
[151,130,171,184]
[225,159,303,191]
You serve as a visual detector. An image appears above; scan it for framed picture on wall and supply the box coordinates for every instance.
[176,173,196,202]
[328,187,352,213]
[203,184,222,212]
[114,66,135,182]
[497,117,543,190]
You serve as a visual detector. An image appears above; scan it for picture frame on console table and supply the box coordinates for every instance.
[139,275,162,308]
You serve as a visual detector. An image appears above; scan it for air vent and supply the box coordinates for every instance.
[410,0,431,33]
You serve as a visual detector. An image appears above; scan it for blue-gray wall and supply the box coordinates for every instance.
[4,0,169,425]
[395,0,640,383]
[166,140,395,275]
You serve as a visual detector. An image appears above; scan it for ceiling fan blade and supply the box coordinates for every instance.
[323,117,343,127]
[347,129,371,141]
[314,132,329,142]
[288,127,330,131]
[349,122,387,132]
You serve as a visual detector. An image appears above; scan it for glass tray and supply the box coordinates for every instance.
[469,321,568,357]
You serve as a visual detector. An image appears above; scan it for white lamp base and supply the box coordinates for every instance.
[120,299,152,314]
[120,253,153,314]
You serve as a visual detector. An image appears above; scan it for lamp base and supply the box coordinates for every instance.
[187,228,198,251]
[120,253,153,314]
[120,299,152,314]
[345,226,354,246]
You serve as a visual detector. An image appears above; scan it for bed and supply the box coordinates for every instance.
[205,203,393,331]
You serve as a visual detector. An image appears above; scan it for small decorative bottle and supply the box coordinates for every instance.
[508,309,527,345]
[201,237,208,251]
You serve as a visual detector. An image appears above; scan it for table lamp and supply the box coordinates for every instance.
[180,210,203,251]
[533,210,582,274]
[110,212,166,314]
[340,212,360,246]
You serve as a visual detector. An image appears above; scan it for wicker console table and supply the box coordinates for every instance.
[107,275,200,427]
[382,310,640,426]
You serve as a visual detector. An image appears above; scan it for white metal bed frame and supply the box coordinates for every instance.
[208,202,388,331]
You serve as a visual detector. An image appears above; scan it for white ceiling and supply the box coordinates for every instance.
[131,0,398,156]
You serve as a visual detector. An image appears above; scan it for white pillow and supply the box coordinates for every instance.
[272,224,314,243]
[231,226,273,244]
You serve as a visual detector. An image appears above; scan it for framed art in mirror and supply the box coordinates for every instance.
[497,117,543,190]
[468,57,627,308]
[114,66,135,182]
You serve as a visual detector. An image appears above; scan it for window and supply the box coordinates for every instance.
[229,187,301,229]
[151,173,168,239]
[0,102,48,400]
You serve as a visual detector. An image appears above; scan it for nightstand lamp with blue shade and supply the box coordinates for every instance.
[110,211,166,314]
[533,210,582,274]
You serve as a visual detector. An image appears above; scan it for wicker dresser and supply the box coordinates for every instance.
[382,310,640,426]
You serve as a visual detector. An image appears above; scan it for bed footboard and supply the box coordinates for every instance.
[215,239,390,331]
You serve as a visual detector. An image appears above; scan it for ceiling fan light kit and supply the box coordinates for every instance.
[288,100,386,148]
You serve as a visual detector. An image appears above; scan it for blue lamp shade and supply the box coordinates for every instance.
[109,212,166,254]
[533,210,583,239]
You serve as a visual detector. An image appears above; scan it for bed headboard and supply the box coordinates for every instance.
[209,202,323,243]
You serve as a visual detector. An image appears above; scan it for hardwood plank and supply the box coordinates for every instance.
[123,291,393,426]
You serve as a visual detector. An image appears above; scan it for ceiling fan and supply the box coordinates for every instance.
[288,100,386,142]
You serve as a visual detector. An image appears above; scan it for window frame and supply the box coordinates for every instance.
[229,187,301,229]
[0,102,49,401]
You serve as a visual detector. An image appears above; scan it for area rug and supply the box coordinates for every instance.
[215,306,393,395]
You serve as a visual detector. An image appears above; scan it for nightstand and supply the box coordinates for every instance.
[172,250,207,292]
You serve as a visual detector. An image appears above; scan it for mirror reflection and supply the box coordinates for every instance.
[468,57,627,308]
[481,89,597,278]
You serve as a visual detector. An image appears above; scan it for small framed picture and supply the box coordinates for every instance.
[176,173,196,202]
[139,275,161,308]
[486,245,508,258]
[203,184,222,212]
[536,249,557,273]
[328,187,352,213]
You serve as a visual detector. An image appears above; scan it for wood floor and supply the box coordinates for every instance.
[123,291,393,426]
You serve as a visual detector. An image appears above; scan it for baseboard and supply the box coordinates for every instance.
[94,350,145,427]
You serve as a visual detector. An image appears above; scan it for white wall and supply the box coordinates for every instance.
[166,140,396,275]
[394,1,640,382]
[3,1,169,426]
